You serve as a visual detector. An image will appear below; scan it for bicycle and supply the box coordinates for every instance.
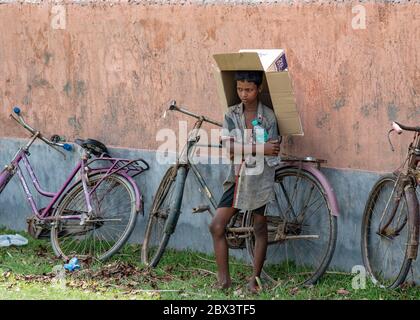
[141,101,338,285]
[0,107,149,262]
[361,121,420,288]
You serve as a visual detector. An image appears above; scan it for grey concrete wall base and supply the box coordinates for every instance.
[1,137,419,281]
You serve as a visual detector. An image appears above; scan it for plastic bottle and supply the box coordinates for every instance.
[0,234,28,247]
[64,257,81,272]
[252,119,268,144]
[251,119,280,167]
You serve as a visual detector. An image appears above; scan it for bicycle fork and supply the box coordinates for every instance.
[164,166,188,235]
[405,185,420,260]
[378,183,420,260]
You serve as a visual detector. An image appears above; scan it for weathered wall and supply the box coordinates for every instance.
[0,1,419,172]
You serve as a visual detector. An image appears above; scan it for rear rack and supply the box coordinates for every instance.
[280,155,327,169]
[281,155,327,164]
[86,157,149,178]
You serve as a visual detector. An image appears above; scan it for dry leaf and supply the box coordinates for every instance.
[337,288,350,295]
[289,287,299,295]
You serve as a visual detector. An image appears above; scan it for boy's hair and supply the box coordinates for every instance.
[234,71,263,86]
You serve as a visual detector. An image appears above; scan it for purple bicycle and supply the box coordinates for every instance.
[0,107,149,262]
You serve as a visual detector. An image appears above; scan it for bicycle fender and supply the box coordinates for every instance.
[278,163,340,217]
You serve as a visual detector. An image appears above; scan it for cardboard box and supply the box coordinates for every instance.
[213,49,303,136]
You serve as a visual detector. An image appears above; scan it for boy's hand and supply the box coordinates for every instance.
[264,139,280,156]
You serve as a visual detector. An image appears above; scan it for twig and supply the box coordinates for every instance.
[195,254,215,264]
[194,254,252,267]
[190,268,217,276]
[255,276,263,290]
[271,281,284,291]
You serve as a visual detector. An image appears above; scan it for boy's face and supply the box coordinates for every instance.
[236,80,260,107]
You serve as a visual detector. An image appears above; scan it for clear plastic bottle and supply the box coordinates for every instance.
[0,234,28,247]
[252,119,268,144]
[252,119,280,167]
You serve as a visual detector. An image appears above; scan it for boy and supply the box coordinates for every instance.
[209,71,280,293]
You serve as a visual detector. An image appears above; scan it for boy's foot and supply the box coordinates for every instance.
[247,277,262,294]
[212,280,232,290]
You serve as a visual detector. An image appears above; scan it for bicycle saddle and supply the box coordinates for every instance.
[74,138,110,157]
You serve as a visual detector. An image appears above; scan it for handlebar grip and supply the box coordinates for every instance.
[392,122,403,134]
[13,107,21,115]
[169,100,177,110]
[63,144,73,151]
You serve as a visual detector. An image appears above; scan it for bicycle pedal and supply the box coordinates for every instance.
[192,205,210,214]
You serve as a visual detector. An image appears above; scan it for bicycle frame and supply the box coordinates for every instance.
[168,103,340,219]
[183,119,222,214]
[377,130,420,236]
[0,142,146,223]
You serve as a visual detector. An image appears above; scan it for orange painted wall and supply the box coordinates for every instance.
[0,2,419,172]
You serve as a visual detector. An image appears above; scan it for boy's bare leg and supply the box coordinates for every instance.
[209,207,238,289]
[248,214,268,293]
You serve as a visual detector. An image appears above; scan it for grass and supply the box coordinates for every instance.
[1,228,420,300]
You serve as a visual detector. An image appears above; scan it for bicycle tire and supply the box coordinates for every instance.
[50,172,138,261]
[361,174,418,288]
[245,167,337,286]
[141,165,179,267]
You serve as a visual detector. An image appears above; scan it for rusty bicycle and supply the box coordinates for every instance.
[142,101,338,285]
[361,121,420,288]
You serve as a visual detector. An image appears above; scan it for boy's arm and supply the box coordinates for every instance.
[220,114,254,158]
[225,140,279,157]
[220,114,280,158]
[264,117,280,156]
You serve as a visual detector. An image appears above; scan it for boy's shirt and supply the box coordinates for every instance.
[221,101,280,211]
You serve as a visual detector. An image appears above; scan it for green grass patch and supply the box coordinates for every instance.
[1,228,420,300]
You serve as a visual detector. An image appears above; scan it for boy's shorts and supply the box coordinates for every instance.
[217,184,266,215]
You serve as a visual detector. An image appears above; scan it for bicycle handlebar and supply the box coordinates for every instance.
[168,100,223,127]
[392,121,420,133]
[10,107,73,152]
[388,121,420,152]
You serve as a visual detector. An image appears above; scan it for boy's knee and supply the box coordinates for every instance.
[209,221,225,237]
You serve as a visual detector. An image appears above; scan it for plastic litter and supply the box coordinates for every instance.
[64,257,80,272]
[0,234,29,247]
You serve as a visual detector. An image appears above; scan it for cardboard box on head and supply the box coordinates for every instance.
[213,49,303,136]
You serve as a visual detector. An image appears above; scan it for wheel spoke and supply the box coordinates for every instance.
[246,168,336,285]
[51,173,137,261]
[142,166,178,266]
[362,175,412,288]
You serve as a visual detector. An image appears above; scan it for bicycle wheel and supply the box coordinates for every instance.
[50,173,138,261]
[361,174,418,288]
[141,165,178,267]
[245,167,337,286]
